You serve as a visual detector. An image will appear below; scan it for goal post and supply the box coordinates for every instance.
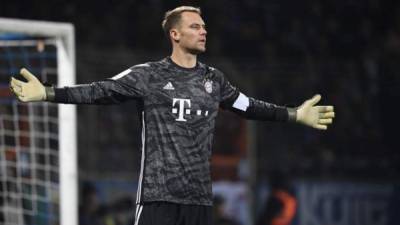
[0,18,77,225]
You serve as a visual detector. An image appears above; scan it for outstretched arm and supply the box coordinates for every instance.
[224,93,334,130]
[10,67,148,104]
[214,68,334,130]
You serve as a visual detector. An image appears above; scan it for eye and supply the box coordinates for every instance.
[190,24,201,30]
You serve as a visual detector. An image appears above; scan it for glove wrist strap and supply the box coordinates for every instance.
[287,107,297,122]
[44,86,55,102]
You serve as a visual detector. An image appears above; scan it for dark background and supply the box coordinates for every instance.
[1,0,400,224]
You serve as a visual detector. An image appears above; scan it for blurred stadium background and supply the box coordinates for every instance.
[1,0,399,225]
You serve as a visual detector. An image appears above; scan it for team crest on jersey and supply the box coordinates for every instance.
[204,80,213,93]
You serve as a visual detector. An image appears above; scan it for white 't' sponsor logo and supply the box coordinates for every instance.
[172,98,209,122]
[172,98,191,122]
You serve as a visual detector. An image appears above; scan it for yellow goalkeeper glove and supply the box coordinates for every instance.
[295,94,335,130]
[9,68,47,102]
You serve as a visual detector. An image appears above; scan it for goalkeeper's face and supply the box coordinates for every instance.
[171,12,207,54]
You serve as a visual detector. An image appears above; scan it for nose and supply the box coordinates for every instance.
[200,27,207,36]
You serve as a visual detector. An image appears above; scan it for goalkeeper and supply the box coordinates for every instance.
[10,6,334,225]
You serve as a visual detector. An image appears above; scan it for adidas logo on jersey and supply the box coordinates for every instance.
[163,82,175,90]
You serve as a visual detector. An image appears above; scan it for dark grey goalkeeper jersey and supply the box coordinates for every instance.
[53,57,289,206]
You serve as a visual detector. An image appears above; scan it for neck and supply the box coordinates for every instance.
[170,47,197,68]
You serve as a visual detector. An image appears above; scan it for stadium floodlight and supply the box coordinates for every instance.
[0,18,77,225]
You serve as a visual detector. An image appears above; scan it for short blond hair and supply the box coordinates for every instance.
[161,6,201,38]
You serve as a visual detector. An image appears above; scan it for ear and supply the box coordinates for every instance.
[170,28,180,42]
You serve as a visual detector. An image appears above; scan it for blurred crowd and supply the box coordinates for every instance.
[2,1,399,224]
[7,0,394,194]
[57,0,398,180]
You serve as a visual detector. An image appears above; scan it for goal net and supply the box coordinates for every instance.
[0,18,77,225]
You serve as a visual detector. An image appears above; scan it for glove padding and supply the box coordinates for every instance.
[296,94,335,130]
[9,68,46,102]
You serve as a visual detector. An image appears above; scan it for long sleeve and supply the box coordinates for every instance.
[216,68,289,122]
[53,64,150,104]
